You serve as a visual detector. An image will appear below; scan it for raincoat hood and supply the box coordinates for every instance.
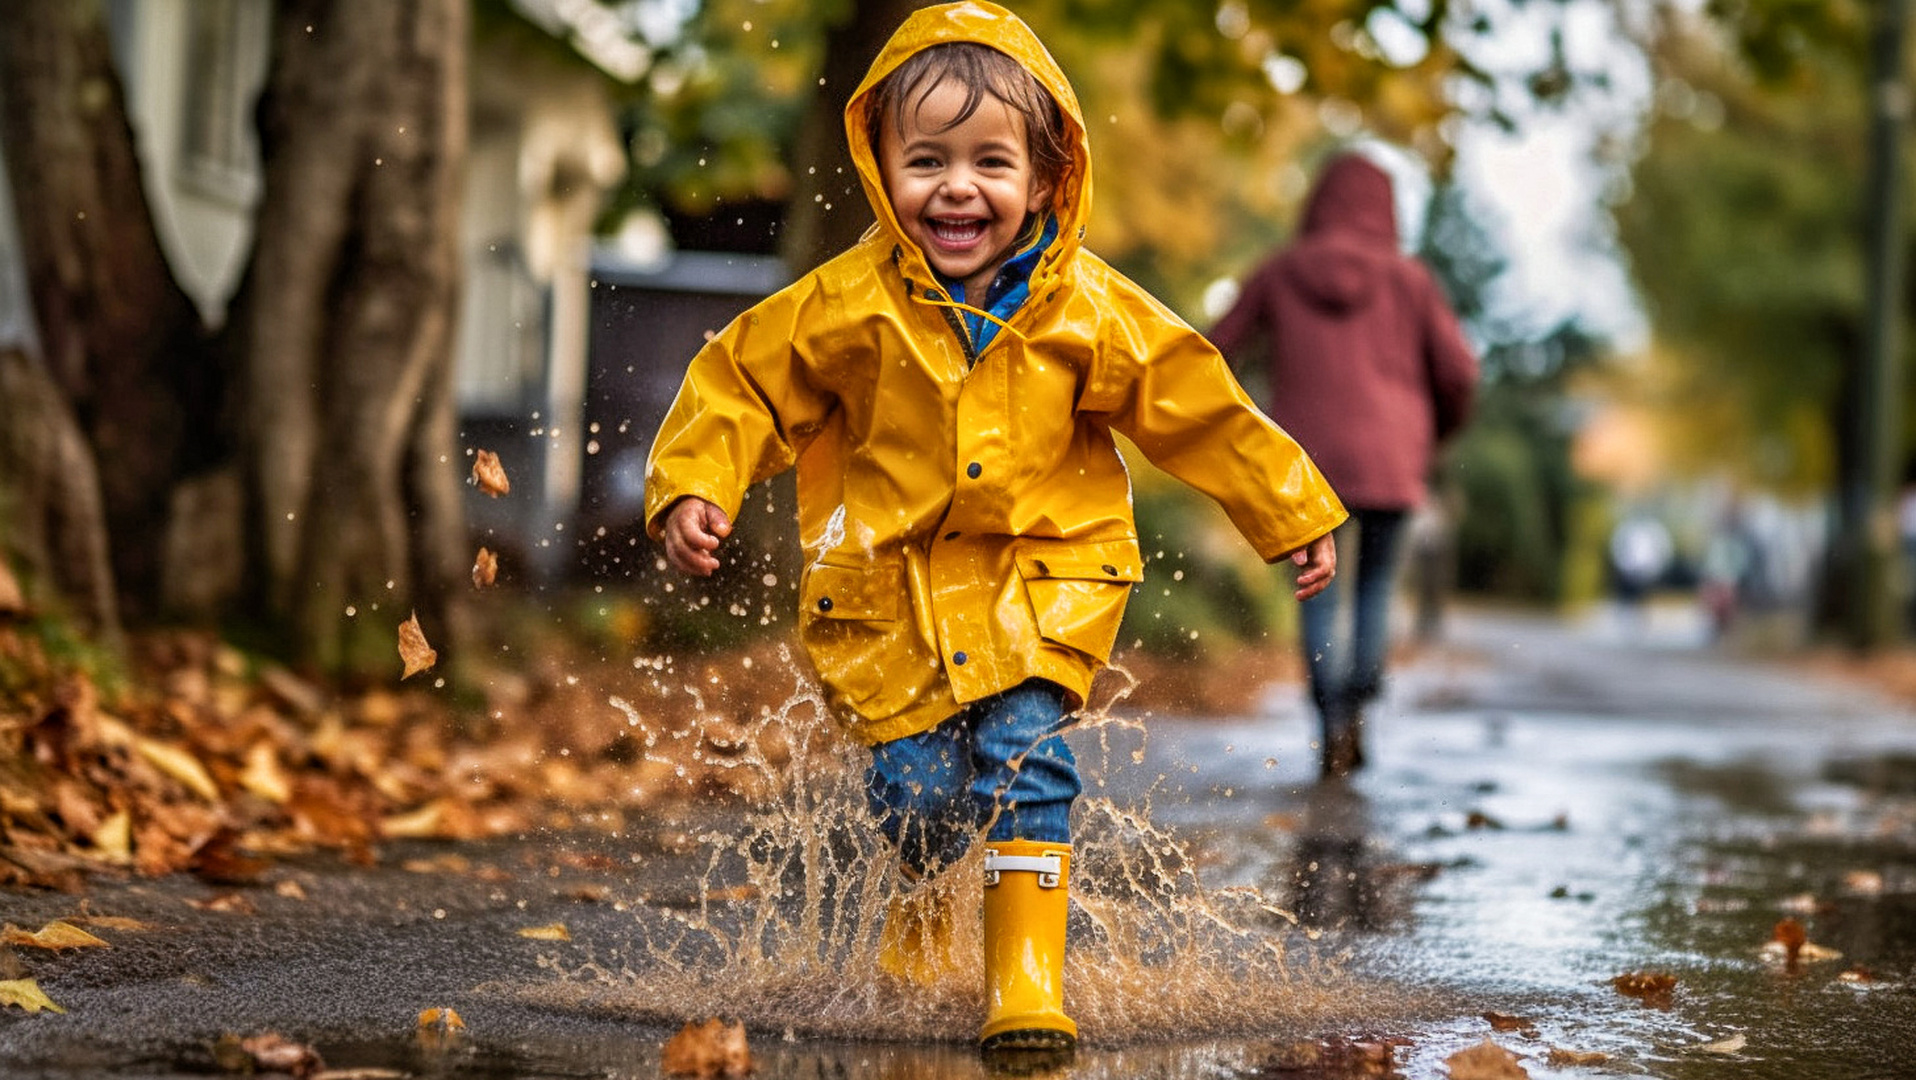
[845,1,1091,298]
[1281,152,1398,314]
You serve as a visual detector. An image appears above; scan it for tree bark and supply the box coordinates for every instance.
[0,348,120,639]
[0,0,211,622]
[232,0,468,673]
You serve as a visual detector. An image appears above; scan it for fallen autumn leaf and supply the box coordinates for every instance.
[1762,917,1842,966]
[0,977,66,1014]
[417,1006,466,1030]
[1697,1033,1747,1055]
[661,1017,752,1078]
[238,1032,325,1077]
[1444,1037,1528,1079]
[1,920,110,951]
[1611,971,1678,1004]
[1482,1011,1536,1036]
[398,612,437,680]
[1546,1046,1610,1066]
[472,546,499,588]
[134,736,221,801]
[1772,917,1807,965]
[471,449,510,497]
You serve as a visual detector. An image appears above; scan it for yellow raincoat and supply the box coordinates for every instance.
[645,1,1346,745]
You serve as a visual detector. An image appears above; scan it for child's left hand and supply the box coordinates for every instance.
[1287,532,1337,601]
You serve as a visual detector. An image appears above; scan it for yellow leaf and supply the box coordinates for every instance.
[240,742,292,804]
[398,612,437,680]
[0,978,66,1014]
[74,915,152,931]
[517,923,571,941]
[134,737,220,801]
[381,802,446,839]
[91,810,132,861]
[1,921,109,951]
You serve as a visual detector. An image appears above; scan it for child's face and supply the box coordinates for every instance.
[878,78,1053,304]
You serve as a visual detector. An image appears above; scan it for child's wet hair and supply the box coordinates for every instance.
[868,42,1071,199]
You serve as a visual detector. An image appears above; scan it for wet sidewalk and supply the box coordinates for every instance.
[4,606,1915,1079]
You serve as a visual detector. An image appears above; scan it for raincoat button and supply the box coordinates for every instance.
[953,651,968,666]
[1034,560,1050,575]
[967,462,982,479]
[817,597,833,612]
[1102,564,1118,576]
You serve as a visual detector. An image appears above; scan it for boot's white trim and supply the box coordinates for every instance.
[983,848,1062,888]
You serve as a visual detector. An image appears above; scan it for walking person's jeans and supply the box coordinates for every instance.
[1299,509,1410,742]
[865,679,1080,876]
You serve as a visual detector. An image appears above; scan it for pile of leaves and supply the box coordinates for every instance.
[0,605,812,893]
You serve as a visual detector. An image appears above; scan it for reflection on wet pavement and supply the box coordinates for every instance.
[4,610,1915,1079]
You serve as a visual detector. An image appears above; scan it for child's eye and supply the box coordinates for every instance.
[909,155,941,169]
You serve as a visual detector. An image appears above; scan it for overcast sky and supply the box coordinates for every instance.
[1449,0,1653,347]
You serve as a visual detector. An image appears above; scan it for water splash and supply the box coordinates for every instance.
[556,660,1397,1046]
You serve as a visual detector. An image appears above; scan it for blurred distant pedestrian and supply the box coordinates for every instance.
[1211,150,1478,780]
[1608,512,1673,611]
[1700,497,1757,640]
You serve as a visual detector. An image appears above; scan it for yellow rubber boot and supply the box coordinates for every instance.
[877,877,958,987]
[979,840,1077,1051]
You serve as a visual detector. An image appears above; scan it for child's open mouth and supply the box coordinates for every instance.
[929,218,986,247]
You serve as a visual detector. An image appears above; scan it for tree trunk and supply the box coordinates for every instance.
[0,0,211,623]
[778,0,937,273]
[0,348,120,639]
[232,0,469,674]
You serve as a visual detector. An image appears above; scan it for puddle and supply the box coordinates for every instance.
[6,626,1916,1079]
[507,689,1420,1048]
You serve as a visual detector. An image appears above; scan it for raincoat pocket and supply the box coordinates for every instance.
[802,558,902,622]
[1015,541,1143,662]
[800,555,922,728]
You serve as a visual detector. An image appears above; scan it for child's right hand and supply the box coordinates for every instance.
[661,497,731,577]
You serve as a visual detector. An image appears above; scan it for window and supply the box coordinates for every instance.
[178,0,269,204]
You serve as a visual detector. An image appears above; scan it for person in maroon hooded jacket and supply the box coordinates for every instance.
[1211,150,1478,779]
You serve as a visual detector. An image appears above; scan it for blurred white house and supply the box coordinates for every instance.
[1,0,636,575]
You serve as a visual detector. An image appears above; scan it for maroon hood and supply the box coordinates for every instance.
[1280,154,1399,313]
[1207,150,1478,511]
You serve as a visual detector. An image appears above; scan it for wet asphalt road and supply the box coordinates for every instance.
[3,604,1915,1078]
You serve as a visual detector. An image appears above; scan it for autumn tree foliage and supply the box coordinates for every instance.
[1608,1,1895,497]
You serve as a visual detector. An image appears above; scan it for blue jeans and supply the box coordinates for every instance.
[1299,509,1409,741]
[864,679,1080,876]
